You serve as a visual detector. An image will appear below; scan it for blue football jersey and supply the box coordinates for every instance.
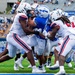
[46,24,58,41]
[34,16,48,32]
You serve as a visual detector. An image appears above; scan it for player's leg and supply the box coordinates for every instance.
[14,50,24,70]
[11,34,43,73]
[0,55,12,62]
[35,38,46,72]
[45,39,59,69]
[65,50,74,68]
[49,39,63,70]
[0,43,16,63]
[15,52,27,69]
[46,52,53,68]
[44,39,52,68]
[49,48,59,70]
[37,54,46,72]
[15,35,38,69]
[0,49,8,58]
[73,51,75,69]
[28,46,38,68]
[32,46,38,63]
[0,43,8,57]
[16,49,37,69]
[14,35,29,69]
[8,44,19,70]
[15,52,21,61]
[55,37,75,75]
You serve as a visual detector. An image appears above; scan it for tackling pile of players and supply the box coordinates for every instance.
[0,0,75,75]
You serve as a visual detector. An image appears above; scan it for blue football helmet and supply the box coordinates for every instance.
[35,5,50,18]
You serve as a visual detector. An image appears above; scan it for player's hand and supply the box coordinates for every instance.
[34,31,39,35]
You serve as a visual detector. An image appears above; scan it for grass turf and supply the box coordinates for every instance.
[0,56,75,74]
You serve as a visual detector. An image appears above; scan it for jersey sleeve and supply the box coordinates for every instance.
[50,22,60,30]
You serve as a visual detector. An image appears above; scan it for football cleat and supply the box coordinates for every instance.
[46,58,51,68]
[46,64,51,68]
[14,63,19,71]
[15,59,24,69]
[38,65,46,73]
[67,63,72,68]
[28,64,32,68]
[32,67,44,73]
[49,64,59,70]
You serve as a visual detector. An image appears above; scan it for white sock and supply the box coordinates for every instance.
[20,56,24,61]
[60,66,65,72]
[32,66,36,69]
[15,56,24,63]
[42,64,45,70]
[42,64,45,68]
[56,60,59,65]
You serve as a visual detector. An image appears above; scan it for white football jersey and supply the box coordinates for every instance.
[69,16,75,22]
[52,20,72,38]
[9,13,27,36]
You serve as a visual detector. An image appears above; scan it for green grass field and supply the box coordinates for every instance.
[0,56,75,74]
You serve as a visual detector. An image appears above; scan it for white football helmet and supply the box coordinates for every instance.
[50,9,64,22]
[56,9,69,17]
[62,12,69,17]
[16,2,31,13]
[35,5,50,18]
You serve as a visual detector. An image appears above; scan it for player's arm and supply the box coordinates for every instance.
[22,26,40,35]
[27,19,36,27]
[47,25,60,41]
[39,33,46,39]
[20,20,40,35]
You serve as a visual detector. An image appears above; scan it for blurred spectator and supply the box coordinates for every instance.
[10,2,19,14]
[68,1,71,6]
[38,0,45,4]
[0,16,4,24]
[55,0,58,4]
[10,16,14,23]
[67,0,74,3]
[0,16,13,37]
[52,0,58,4]
[52,0,56,4]
[64,2,67,6]
[44,0,52,3]
[33,0,38,3]
[44,0,49,3]
[70,0,74,3]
